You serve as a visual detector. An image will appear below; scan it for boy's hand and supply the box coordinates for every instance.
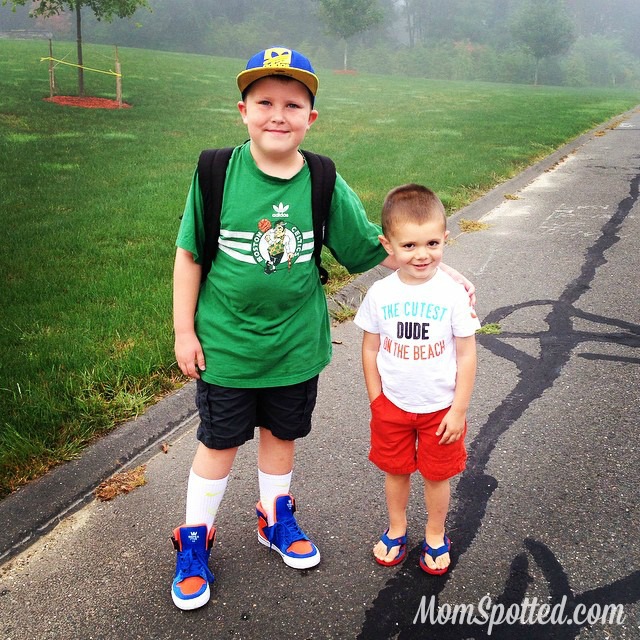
[462,279,476,307]
[436,408,466,445]
[175,332,206,379]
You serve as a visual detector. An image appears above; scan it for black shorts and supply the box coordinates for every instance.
[195,376,319,450]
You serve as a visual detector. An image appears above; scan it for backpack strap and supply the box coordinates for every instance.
[197,147,235,282]
[301,150,336,284]
[196,146,336,285]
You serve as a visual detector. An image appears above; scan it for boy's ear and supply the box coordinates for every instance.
[379,234,394,255]
[307,109,318,128]
[444,229,450,243]
[238,101,248,122]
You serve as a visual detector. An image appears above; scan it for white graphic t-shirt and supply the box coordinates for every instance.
[354,269,481,413]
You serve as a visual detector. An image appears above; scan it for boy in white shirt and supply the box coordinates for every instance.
[354,184,480,575]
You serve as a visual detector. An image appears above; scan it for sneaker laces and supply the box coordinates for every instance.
[176,547,215,584]
[267,511,308,547]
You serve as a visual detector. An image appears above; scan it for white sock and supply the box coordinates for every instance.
[185,469,229,532]
[258,470,292,526]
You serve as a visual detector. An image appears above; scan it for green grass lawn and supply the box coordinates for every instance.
[1,38,638,496]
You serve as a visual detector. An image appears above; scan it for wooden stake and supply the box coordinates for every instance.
[115,46,122,107]
[48,39,55,97]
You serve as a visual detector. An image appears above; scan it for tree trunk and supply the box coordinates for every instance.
[406,1,415,48]
[343,39,348,71]
[48,39,55,97]
[76,3,84,97]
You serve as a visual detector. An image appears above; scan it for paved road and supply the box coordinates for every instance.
[1,108,639,640]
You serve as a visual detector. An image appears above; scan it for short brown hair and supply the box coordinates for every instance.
[381,184,446,237]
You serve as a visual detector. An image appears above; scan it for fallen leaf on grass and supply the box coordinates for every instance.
[94,465,147,501]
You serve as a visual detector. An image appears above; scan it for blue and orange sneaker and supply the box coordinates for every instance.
[170,524,216,610]
[256,494,320,569]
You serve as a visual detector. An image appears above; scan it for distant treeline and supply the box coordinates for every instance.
[2,0,640,87]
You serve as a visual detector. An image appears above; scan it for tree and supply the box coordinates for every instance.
[510,0,574,84]
[3,0,149,96]
[565,0,640,58]
[315,0,384,70]
[566,34,640,87]
[396,0,425,48]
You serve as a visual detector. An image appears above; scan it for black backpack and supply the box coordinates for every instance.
[197,147,336,284]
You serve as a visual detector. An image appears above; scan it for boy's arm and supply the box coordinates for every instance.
[436,335,477,445]
[173,247,205,379]
[361,331,383,403]
[380,254,398,270]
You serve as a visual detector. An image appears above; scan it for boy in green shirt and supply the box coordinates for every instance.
[171,46,473,610]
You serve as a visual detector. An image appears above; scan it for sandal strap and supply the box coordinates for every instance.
[380,529,407,554]
[422,535,451,560]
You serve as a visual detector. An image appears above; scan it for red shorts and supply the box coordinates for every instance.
[368,393,467,481]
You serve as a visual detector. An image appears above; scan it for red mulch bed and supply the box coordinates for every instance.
[44,96,131,109]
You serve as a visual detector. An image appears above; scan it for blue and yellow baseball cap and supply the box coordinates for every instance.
[236,47,319,98]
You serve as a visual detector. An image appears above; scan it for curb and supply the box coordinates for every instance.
[0,384,197,563]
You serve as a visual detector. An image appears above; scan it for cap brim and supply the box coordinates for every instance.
[237,67,318,97]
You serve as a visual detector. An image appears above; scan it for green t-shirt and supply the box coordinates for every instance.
[176,142,386,388]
